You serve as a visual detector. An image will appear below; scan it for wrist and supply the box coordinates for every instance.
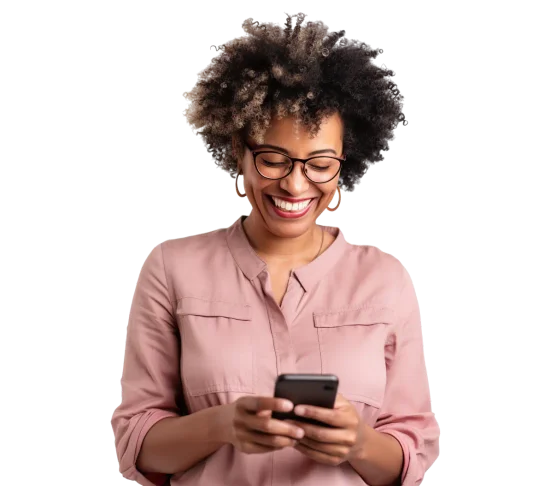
[348,425,404,486]
[210,403,235,445]
[350,421,375,462]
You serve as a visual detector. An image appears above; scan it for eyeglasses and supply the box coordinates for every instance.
[243,141,345,184]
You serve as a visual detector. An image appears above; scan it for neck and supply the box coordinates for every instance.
[242,211,322,265]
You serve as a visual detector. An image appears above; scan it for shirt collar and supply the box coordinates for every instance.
[225,215,348,293]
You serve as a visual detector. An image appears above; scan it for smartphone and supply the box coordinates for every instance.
[272,373,339,427]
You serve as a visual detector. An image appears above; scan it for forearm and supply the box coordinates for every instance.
[136,404,233,475]
[348,423,404,486]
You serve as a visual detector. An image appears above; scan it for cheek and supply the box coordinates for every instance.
[319,188,336,205]
[244,179,271,207]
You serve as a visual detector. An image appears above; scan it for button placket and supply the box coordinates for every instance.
[279,274,304,325]
[258,270,296,375]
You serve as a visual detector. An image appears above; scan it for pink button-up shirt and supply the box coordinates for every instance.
[111,215,440,486]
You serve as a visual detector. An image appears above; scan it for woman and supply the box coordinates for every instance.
[111,13,440,486]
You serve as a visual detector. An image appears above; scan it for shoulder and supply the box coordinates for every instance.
[139,226,230,280]
[158,226,229,262]
[343,241,407,283]
[141,226,233,302]
[343,244,419,331]
[315,236,408,310]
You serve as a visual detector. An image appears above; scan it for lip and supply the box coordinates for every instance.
[266,195,314,203]
[265,194,316,219]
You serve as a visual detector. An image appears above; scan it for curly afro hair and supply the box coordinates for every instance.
[183,12,407,191]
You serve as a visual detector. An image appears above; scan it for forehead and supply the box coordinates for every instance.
[255,112,343,147]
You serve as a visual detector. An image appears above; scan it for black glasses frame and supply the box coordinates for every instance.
[243,141,346,184]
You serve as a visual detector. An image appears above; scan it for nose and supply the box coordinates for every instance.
[280,161,310,195]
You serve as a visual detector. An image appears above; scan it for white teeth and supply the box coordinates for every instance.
[271,196,311,212]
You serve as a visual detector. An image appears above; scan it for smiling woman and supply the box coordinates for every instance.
[236,113,346,242]
[111,11,440,486]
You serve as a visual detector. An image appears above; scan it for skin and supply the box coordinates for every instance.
[233,112,343,270]
[137,112,403,485]
[285,395,403,486]
[227,113,403,485]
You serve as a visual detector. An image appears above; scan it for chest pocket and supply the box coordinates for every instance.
[313,306,395,408]
[176,297,254,397]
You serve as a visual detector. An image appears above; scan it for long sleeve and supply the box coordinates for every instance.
[111,242,186,486]
[374,264,440,486]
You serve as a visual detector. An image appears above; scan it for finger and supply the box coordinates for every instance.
[293,405,346,428]
[241,414,305,439]
[238,428,298,450]
[298,436,350,457]
[239,440,279,455]
[256,409,272,418]
[294,442,343,467]
[237,396,294,414]
[286,420,355,446]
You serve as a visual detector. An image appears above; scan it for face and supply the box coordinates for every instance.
[235,112,344,239]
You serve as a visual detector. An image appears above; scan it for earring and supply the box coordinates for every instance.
[233,176,247,199]
[326,186,341,211]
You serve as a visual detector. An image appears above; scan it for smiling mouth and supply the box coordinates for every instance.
[268,195,314,213]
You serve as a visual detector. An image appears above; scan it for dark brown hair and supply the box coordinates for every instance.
[183,12,407,191]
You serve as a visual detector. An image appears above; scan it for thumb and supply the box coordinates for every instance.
[334,393,349,408]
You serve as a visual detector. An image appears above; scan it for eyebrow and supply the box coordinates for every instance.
[253,143,337,156]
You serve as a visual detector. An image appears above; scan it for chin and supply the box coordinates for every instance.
[269,221,313,238]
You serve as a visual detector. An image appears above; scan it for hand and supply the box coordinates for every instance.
[228,396,306,454]
[287,393,367,466]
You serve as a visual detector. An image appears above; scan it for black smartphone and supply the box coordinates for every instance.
[272,373,339,427]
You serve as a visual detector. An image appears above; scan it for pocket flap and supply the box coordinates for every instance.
[313,306,395,328]
[176,297,252,321]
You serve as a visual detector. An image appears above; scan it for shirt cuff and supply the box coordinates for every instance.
[123,465,170,486]
[120,409,180,486]
[379,429,414,486]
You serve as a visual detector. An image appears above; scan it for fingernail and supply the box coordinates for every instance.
[282,400,294,411]
[295,428,304,439]
[294,406,305,416]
